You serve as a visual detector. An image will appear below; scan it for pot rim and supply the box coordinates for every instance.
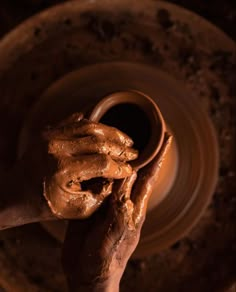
[89,90,166,169]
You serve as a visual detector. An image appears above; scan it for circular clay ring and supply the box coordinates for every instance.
[89,90,166,169]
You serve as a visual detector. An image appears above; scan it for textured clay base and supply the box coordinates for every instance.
[0,1,235,291]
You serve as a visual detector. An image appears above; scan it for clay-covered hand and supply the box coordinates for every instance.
[25,113,138,219]
[62,133,172,292]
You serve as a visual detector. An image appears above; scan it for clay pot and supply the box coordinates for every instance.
[89,90,166,169]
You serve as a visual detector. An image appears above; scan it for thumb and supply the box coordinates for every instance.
[132,133,173,226]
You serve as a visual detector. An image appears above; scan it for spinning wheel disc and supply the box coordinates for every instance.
[19,62,219,257]
[1,0,234,289]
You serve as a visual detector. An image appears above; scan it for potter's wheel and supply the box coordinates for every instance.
[0,0,235,290]
[18,62,219,257]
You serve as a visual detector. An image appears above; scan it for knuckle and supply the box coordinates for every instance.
[84,123,97,132]
[97,141,108,154]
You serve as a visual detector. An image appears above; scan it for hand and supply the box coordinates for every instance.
[23,112,138,219]
[0,113,138,230]
[62,133,172,292]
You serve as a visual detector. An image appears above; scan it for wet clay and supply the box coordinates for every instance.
[43,114,138,219]
[89,91,166,170]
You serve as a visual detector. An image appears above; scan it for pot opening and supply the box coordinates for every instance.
[100,103,151,153]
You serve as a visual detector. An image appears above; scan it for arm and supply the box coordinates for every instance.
[62,133,172,292]
[0,160,53,230]
[0,112,137,230]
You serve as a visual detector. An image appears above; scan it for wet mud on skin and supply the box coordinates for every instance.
[0,1,235,292]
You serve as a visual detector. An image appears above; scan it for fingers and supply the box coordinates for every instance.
[112,172,137,202]
[132,133,173,226]
[48,136,138,161]
[97,179,113,199]
[71,120,134,147]
[59,154,133,183]
[108,172,137,230]
[44,119,133,147]
[139,133,173,182]
[44,171,113,219]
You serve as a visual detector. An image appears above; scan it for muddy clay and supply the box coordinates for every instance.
[0,1,235,292]
[43,115,137,219]
[89,90,165,169]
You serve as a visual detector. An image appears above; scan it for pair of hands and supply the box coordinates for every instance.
[24,112,171,291]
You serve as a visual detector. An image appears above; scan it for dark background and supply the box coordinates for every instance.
[0,0,236,40]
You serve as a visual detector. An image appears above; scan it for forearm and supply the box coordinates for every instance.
[67,272,122,292]
[0,161,53,230]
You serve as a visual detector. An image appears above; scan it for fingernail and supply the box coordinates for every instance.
[76,112,84,121]
[128,148,139,160]
[124,136,134,147]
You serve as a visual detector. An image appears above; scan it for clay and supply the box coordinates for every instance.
[43,113,138,219]
[42,88,166,221]
[89,91,166,169]
[23,62,218,257]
